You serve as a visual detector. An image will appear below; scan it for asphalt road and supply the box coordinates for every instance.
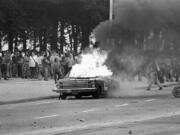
[0,87,180,135]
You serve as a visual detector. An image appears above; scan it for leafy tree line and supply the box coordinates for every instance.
[0,0,109,54]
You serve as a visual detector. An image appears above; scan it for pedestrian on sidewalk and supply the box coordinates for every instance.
[53,58,62,83]
[29,51,38,79]
[1,51,8,80]
[22,52,30,79]
[0,52,2,80]
[17,52,23,78]
[42,53,50,81]
[37,52,44,80]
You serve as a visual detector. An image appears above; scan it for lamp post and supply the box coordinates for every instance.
[108,0,113,46]
[109,0,113,20]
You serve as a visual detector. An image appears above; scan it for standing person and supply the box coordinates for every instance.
[37,52,44,80]
[60,54,66,78]
[17,52,23,78]
[67,53,74,73]
[64,53,69,75]
[42,53,50,81]
[53,58,62,83]
[12,52,18,77]
[50,51,56,78]
[22,52,30,79]
[5,51,11,79]
[29,51,38,79]
[64,52,74,75]
[0,52,2,80]
[1,51,8,80]
[147,61,163,91]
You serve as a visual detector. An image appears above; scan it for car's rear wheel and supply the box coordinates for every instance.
[60,94,67,99]
[92,86,102,99]
[172,86,180,98]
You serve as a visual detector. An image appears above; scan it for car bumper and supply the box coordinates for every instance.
[52,87,97,94]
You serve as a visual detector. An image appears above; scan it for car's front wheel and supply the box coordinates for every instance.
[60,94,67,99]
[75,94,82,99]
[172,86,180,98]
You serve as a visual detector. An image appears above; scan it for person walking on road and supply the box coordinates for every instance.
[147,61,163,91]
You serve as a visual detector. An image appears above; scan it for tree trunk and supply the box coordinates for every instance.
[38,32,42,51]
[51,20,58,51]
[72,24,79,55]
[8,31,13,52]
[60,21,65,54]
[14,34,18,51]
[81,26,90,50]
[42,30,47,52]
[22,34,27,52]
[69,26,73,52]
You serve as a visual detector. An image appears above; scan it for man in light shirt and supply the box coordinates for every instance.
[37,52,44,80]
[29,51,38,79]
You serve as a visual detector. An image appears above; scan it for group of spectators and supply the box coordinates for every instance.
[1,48,180,91]
[0,50,76,83]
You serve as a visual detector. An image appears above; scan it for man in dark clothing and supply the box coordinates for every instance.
[53,58,62,83]
[0,52,2,79]
[42,54,50,81]
[147,62,163,91]
[12,52,18,77]
[1,52,8,80]
[17,52,23,78]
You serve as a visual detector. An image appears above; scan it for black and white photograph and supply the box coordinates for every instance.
[0,0,180,134]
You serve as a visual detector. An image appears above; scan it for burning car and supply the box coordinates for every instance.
[52,48,118,99]
[53,76,117,99]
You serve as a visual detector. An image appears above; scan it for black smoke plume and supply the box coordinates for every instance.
[93,0,180,79]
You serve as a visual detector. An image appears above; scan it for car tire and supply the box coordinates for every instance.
[75,95,82,99]
[92,86,102,99]
[172,86,180,98]
[60,94,67,99]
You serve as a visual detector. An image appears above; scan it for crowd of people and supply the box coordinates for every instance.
[0,49,180,91]
[0,50,76,83]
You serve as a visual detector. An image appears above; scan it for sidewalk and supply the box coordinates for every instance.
[0,78,58,105]
[0,78,179,105]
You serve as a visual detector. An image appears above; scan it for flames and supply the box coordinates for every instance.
[69,48,113,78]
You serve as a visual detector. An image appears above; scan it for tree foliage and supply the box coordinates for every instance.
[0,0,109,53]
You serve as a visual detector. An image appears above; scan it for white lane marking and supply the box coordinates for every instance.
[3,101,58,109]
[82,109,96,113]
[145,99,156,102]
[35,114,58,119]
[18,110,180,135]
[34,101,56,105]
[115,103,129,107]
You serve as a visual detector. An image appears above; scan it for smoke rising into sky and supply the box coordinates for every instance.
[93,0,180,78]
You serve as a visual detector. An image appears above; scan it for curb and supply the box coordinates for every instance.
[0,95,59,105]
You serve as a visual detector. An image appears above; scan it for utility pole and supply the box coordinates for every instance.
[109,0,113,20]
[108,0,113,45]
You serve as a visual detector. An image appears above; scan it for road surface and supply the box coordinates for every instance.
[0,87,180,135]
